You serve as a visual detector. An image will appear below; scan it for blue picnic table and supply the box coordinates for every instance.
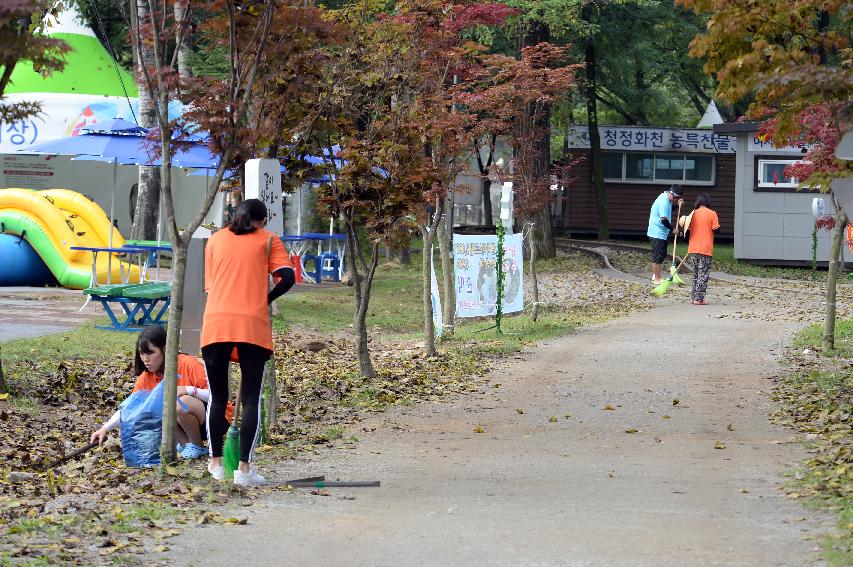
[71,244,172,331]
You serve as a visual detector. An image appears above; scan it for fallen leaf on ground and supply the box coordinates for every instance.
[473,426,484,433]
[714,441,726,449]
[625,428,638,434]
[672,399,680,406]
[603,404,615,411]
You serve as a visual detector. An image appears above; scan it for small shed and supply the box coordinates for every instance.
[712,123,851,264]
[560,125,738,238]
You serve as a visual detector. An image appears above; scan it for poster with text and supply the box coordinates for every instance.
[454,233,524,318]
[245,158,283,235]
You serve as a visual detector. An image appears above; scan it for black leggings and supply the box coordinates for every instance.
[202,342,271,463]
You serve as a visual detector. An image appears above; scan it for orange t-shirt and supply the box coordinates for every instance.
[687,206,720,257]
[201,228,291,351]
[132,353,233,423]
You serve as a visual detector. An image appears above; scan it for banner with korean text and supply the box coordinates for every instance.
[454,233,524,318]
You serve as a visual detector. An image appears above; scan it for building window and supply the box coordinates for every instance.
[602,152,623,179]
[602,152,714,185]
[757,159,800,188]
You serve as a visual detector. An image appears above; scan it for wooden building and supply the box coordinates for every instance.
[558,125,738,239]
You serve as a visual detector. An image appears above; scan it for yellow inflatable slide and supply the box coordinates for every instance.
[0,188,141,289]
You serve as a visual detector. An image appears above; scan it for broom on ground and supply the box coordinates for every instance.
[653,253,691,297]
[222,376,242,479]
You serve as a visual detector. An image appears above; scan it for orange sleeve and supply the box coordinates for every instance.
[178,354,209,389]
[268,235,292,272]
[713,211,720,230]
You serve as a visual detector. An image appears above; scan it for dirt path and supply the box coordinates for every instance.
[173,298,826,566]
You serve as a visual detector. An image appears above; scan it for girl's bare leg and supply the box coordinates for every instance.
[176,395,206,445]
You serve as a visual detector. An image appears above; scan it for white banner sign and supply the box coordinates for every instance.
[454,233,524,318]
[565,125,736,154]
[245,158,283,235]
[747,135,810,154]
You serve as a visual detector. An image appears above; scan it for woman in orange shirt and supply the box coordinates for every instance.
[202,199,294,487]
[686,193,720,306]
[89,326,229,459]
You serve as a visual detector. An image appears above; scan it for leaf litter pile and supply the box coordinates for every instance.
[0,254,653,565]
[772,345,853,561]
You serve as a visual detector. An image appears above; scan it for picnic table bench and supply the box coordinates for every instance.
[84,282,171,332]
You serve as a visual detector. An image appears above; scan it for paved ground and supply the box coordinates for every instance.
[0,287,103,341]
[173,297,827,567]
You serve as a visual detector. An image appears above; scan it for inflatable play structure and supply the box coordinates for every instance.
[0,188,140,288]
[0,6,138,154]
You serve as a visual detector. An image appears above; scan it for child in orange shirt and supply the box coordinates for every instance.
[90,326,230,459]
[685,193,720,305]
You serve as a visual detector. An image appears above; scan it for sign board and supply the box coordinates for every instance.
[747,135,811,154]
[454,233,524,318]
[245,158,283,234]
[812,197,826,219]
[430,247,443,337]
[565,125,736,154]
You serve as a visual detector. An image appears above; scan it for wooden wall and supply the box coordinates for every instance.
[559,149,736,239]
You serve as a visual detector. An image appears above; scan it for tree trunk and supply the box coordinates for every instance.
[354,242,379,378]
[421,201,443,356]
[0,346,5,393]
[585,39,608,240]
[528,223,540,322]
[160,239,187,466]
[521,20,555,259]
[131,0,159,241]
[823,210,847,350]
[174,0,193,79]
[476,136,497,225]
[481,178,493,225]
[344,215,376,378]
[398,245,411,265]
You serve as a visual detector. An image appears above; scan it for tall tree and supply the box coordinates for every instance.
[465,43,580,320]
[679,0,851,347]
[309,5,435,376]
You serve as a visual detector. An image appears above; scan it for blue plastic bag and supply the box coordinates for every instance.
[119,381,165,468]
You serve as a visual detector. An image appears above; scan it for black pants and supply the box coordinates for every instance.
[202,342,271,463]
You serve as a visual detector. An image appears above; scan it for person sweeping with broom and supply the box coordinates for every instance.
[684,193,720,305]
[647,184,684,284]
[202,199,295,487]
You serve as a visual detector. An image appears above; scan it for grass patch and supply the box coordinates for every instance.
[274,261,423,333]
[776,320,853,565]
[1,321,135,366]
[112,503,178,533]
[443,310,577,356]
[791,320,853,356]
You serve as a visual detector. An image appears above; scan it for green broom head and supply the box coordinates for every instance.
[670,266,684,286]
[222,425,240,479]
[652,277,672,297]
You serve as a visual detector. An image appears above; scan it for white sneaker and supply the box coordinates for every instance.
[233,468,266,487]
[208,462,224,481]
